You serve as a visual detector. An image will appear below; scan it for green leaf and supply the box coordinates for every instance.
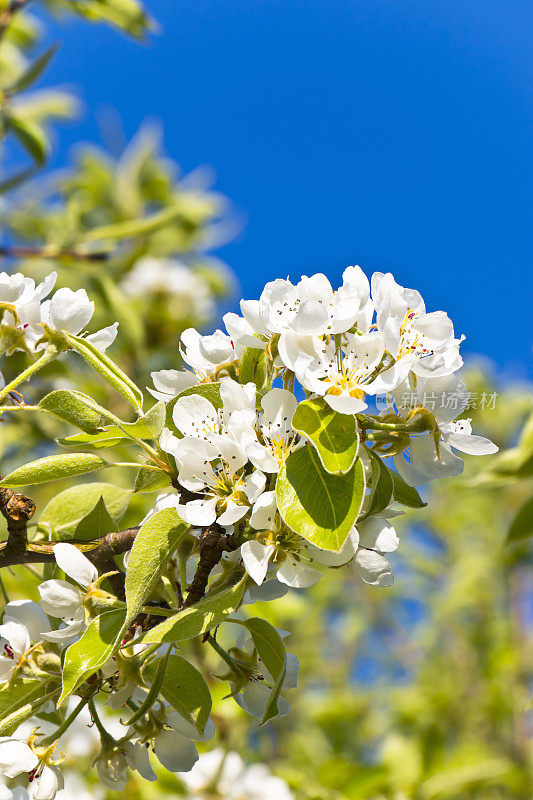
[39,482,131,537]
[124,508,188,626]
[134,466,172,493]
[0,453,109,488]
[276,444,365,551]
[507,496,533,543]
[65,332,143,411]
[80,202,193,242]
[59,401,165,446]
[243,618,287,725]
[7,44,58,94]
[38,389,113,433]
[360,447,393,519]
[58,431,125,449]
[292,397,359,474]
[140,576,247,645]
[239,348,268,393]
[165,382,222,430]
[58,608,127,706]
[147,654,212,733]
[73,496,117,541]
[389,469,426,508]
[0,677,59,736]
[5,113,49,165]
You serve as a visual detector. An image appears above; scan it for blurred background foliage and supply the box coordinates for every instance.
[0,3,531,799]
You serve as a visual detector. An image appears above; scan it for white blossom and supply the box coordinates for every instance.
[38,544,97,642]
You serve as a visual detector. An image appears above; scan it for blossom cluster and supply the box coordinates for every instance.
[0,265,499,797]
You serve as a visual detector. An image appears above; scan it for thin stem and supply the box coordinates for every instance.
[0,346,58,404]
[0,574,8,607]
[0,245,109,262]
[39,695,89,747]
[360,416,410,433]
[179,554,188,593]
[206,633,244,675]
[88,698,112,743]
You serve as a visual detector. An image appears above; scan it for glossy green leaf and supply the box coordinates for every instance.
[243,617,287,725]
[124,508,188,626]
[5,114,49,165]
[134,466,172,493]
[507,496,533,543]
[58,608,127,706]
[65,332,143,410]
[73,496,117,541]
[39,482,131,536]
[276,444,365,551]
[140,576,247,645]
[0,677,59,736]
[7,44,58,94]
[389,469,426,508]
[292,397,359,474]
[239,347,268,393]
[38,389,113,433]
[360,447,393,519]
[147,654,212,733]
[0,453,109,488]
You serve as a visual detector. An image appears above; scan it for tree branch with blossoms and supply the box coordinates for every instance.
[0,263,501,798]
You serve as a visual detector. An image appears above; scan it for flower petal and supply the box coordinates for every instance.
[53,543,97,588]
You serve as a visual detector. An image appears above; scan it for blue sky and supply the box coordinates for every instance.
[41,0,532,379]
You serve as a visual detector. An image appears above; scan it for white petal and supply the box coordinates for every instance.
[357,518,399,553]
[39,620,86,643]
[153,731,198,773]
[241,541,275,585]
[290,299,329,335]
[0,739,38,778]
[324,393,367,415]
[261,388,297,439]
[276,556,322,588]
[53,543,97,587]
[4,600,51,639]
[243,470,266,503]
[38,579,84,619]
[443,431,499,455]
[31,764,62,800]
[0,621,30,655]
[150,369,197,400]
[409,436,464,482]
[246,441,280,473]
[180,497,217,527]
[172,395,218,438]
[217,500,248,525]
[49,287,94,334]
[249,491,277,531]
[302,535,356,566]
[0,657,15,682]
[284,653,300,689]
[353,549,394,587]
[133,742,157,782]
[85,323,118,352]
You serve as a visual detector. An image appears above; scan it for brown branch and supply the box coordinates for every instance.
[0,487,35,558]
[0,246,109,263]
[0,526,139,571]
[184,523,239,607]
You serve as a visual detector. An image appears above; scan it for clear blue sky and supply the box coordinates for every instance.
[41,0,532,380]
